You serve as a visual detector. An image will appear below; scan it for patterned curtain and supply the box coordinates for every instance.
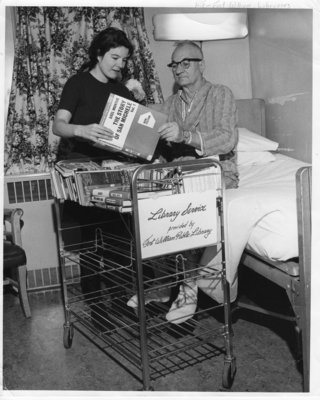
[5,7,164,175]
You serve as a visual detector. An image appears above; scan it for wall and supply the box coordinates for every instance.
[248,9,312,163]
[144,7,252,100]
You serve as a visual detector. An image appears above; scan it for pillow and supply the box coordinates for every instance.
[236,151,276,166]
[237,127,279,152]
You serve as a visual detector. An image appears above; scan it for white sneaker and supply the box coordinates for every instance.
[165,280,198,324]
[127,287,171,308]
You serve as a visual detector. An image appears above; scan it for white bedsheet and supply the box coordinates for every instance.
[198,153,309,303]
[231,153,309,263]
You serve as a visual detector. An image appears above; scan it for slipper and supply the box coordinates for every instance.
[127,286,171,308]
[165,280,198,324]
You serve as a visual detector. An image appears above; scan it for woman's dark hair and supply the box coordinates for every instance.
[79,27,134,72]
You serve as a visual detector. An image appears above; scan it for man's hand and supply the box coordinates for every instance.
[158,122,183,143]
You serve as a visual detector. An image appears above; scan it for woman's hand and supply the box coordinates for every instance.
[75,124,114,143]
[52,110,115,143]
[158,122,183,143]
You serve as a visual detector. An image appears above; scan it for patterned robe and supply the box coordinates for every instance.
[160,79,239,189]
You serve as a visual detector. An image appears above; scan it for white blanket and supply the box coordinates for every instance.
[197,154,309,303]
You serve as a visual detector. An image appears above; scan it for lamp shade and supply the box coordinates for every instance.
[153,12,248,41]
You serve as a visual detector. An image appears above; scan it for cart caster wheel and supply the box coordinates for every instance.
[63,324,74,349]
[222,359,236,389]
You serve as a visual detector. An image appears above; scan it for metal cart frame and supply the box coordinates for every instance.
[54,158,236,390]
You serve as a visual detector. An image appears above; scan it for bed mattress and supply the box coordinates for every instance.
[222,153,309,283]
[237,153,309,261]
[199,153,309,299]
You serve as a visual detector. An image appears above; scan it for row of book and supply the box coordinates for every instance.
[50,158,173,211]
[90,184,173,213]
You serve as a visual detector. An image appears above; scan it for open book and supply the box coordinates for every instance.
[97,94,167,161]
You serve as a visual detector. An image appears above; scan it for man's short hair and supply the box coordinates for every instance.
[173,41,203,59]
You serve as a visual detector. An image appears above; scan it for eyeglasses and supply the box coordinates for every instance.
[167,58,202,71]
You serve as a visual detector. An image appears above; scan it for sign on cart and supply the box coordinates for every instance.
[138,191,218,259]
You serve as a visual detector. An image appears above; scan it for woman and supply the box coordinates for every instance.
[53,27,134,159]
[53,27,135,331]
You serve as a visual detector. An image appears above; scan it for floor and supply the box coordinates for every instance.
[2,268,303,393]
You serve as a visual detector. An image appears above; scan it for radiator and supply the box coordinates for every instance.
[3,172,65,290]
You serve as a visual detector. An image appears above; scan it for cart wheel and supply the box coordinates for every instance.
[63,324,74,349]
[222,359,236,389]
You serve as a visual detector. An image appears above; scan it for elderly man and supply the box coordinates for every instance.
[127,41,239,324]
[158,40,238,189]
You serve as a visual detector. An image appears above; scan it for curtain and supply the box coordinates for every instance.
[5,7,164,175]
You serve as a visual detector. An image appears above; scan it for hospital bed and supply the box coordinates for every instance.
[233,98,312,392]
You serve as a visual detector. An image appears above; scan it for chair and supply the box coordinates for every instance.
[232,166,311,391]
[3,207,31,318]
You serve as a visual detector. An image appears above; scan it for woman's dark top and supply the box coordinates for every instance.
[56,71,133,160]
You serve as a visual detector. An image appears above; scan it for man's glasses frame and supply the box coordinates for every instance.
[167,58,203,71]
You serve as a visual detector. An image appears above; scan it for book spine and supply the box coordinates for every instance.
[74,173,87,206]
[108,188,172,200]
[105,197,131,207]
[50,169,64,199]
[105,204,132,213]
[91,195,106,203]
[49,169,57,198]
[120,169,132,185]
[93,202,132,213]
[109,190,132,200]
[59,176,67,200]
[100,93,115,127]
[103,169,132,186]
[92,185,128,197]
[91,194,132,206]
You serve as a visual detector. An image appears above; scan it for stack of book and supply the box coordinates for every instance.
[90,185,173,213]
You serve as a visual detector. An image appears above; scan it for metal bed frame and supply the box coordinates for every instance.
[234,99,312,392]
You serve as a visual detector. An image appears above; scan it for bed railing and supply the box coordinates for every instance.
[296,165,312,392]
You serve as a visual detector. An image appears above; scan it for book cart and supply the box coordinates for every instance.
[53,158,236,390]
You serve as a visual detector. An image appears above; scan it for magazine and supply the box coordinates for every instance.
[55,159,101,177]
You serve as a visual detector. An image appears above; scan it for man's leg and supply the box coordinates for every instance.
[165,249,202,324]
